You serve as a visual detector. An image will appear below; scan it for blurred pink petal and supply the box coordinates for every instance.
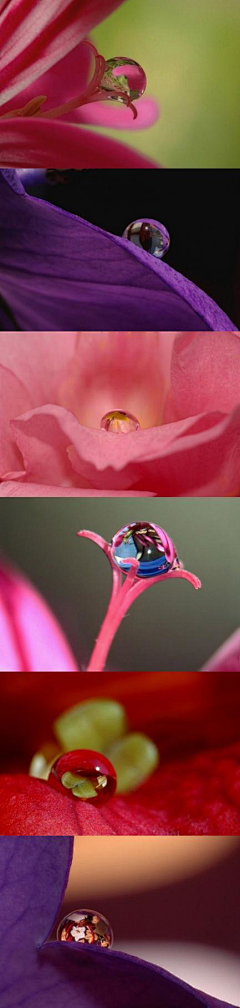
[168,332,240,421]
[77,95,160,129]
[202,630,240,671]
[0,563,78,671]
[0,0,126,108]
[0,117,159,167]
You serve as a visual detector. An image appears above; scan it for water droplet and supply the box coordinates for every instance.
[111,522,176,578]
[122,220,170,258]
[48,749,117,805]
[57,910,113,948]
[101,410,140,433]
[102,57,146,103]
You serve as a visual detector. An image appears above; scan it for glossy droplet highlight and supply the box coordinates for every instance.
[57,909,113,947]
[122,220,170,258]
[111,521,177,579]
[48,749,117,805]
[102,57,146,103]
[101,410,140,433]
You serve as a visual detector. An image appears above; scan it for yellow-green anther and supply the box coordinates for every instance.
[61,772,99,799]
[54,698,127,753]
[107,733,159,794]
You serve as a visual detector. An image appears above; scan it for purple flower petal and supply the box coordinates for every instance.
[0,836,73,1005]
[0,170,236,332]
[0,836,237,1008]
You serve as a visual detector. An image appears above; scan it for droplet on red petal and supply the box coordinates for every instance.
[101,409,140,433]
[57,909,113,947]
[111,522,177,578]
[48,750,117,805]
[122,220,170,258]
[103,57,146,102]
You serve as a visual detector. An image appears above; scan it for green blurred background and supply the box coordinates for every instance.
[92,0,240,167]
[1,498,240,670]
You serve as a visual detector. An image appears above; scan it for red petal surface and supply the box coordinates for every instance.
[1,739,240,835]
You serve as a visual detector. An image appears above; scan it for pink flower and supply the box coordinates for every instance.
[0,331,240,497]
[0,0,159,168]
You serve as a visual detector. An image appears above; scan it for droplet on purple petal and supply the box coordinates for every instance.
[122,220,170,258]
[57,909,113,947]
[101,410,140,433]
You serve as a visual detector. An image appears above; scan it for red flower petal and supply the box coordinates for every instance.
[0,0,126,107]
[1,740,240,835]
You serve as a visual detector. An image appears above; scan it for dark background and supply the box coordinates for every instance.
[20,168,240,327]
[1,497,240,671]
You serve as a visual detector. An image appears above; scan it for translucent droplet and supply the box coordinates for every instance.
[122,220,170,258]
[57,909,113,948]
[101,57,146,103]
[101,410,140,433]
[48,749,117,806]
[111,522,176,579]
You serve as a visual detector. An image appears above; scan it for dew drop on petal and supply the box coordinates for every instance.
[111,521,176,578]
[101,410,140,433]
[48,749,117,805]
[122,220,170,258]
[57,910,113,947]
[102,57,147,102]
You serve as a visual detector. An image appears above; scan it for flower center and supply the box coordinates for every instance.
[1,47,146,122]
[100,409,140,433]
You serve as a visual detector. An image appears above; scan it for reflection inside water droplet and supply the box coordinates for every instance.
[102,57,147,103]
[101,410,140,433]
[122,220,170,258]
[57,909,113,947]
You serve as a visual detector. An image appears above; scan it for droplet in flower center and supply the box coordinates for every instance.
[101,410,140,433]
[122,220,170,258]
[48,749,117,805]
[57,909,113,947]
[111,521,177,578]
[101,57,146,103]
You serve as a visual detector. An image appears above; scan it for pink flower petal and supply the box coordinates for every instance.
[0,563,78,671]
[202,630,240,671]
[0,481,153,496]
[0,330,78,403]
[59,331,173,430]
[0,363,32,473]
[0,41,91,116]
[0,0,126,107]
[168,332,240,421]
[9,401,240,495]
[0,117,159,167]
[77,96,160,130]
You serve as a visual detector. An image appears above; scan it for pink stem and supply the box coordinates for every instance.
[86,559,138,672]
[86,564,201,672]
[77,530,201,673]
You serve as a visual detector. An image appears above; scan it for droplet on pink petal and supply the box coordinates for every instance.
[100,409,140,433]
